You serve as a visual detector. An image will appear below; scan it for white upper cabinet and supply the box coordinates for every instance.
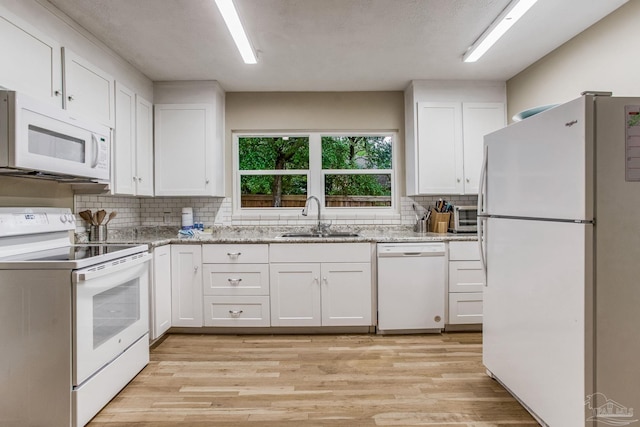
[462,103,506,194]
[62,47,115,127]
[135,96,154,196]
[113,82,154,196]
[114,82,136,195]
[0,6,63,106]
[406,81,506,196]
[154,81,225,197]
[416,102,464,194]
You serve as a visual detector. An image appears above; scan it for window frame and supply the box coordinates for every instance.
[232,131,399,218]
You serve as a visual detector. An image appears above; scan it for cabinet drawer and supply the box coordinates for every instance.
[202,244,269,264]
[448,260,485,292]
[449,241,480,261]
[203,296,270,327]
[202,264,269,296]
[448,292,483,325]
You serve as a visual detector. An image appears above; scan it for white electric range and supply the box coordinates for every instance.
[0,207,151,427]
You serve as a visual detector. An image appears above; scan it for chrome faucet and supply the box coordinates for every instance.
[302,196,329,235]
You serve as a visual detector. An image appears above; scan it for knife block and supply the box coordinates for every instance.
[428,209,450,233]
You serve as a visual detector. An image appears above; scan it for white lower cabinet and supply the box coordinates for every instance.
[170,245,203,327]
[203,296,270,327]
[269,243,373,327]
[151,245,172,340]
[202,244,270,327]
[448,241,484,325]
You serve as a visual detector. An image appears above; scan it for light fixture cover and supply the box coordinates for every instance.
[463,0,538,63]
[215,0,257,64]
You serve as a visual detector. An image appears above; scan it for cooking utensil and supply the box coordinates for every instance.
[79,210,94,224]
[96,210,107,225]
[104,211,117,225]
[92,211,99,226]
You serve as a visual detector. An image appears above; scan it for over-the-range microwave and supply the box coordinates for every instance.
[0,90,110,182]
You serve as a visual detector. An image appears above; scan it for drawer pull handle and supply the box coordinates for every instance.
[229,310,243,318]
[228,278,243,285]
[227,252,242,258]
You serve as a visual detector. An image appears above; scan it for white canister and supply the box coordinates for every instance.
[181,207,194,230]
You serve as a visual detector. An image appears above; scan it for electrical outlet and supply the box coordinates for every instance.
[163,212,171,224]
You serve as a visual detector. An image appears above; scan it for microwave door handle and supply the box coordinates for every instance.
[91,134,99,168]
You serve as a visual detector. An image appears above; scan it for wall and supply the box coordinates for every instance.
[0,176,73,208]
[225,91,405,194]
[506,0,640,120]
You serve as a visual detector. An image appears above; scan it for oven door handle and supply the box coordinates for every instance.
[75,253,151,282]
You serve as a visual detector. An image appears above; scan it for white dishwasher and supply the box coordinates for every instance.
[377,242,446,333]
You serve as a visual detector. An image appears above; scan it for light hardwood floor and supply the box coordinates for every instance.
[88,333,538,426]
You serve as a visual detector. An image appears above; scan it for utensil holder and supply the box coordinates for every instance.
[89,225,107,242]
[428,209,450,233]
[414,218,428,233]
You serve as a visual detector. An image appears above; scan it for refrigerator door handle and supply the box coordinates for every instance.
[478,144,488,281]
[478,217,487,282]
[477,144,488,216]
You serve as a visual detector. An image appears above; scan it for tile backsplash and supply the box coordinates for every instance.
[74,194,477,231]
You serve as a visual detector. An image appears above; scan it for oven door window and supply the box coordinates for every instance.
[93,279,140,349]
[458,209,477,227]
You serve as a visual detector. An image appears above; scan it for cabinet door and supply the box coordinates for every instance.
[135,96,154,196]
[449,261,485,293]
[270,263,321,327]
[448,292,483,325]
[151,245,172,339]
[62,47,114,127]
[416,102,463,194]
[170,245,203,327]
[462,103,505,194]
[0,7,63,106]
[154,104,215,196]
[113,82,136,195]
[321,263,372,326]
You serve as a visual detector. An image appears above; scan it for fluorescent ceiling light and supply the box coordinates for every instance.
[463,0,538,63]
[215,0,257,64]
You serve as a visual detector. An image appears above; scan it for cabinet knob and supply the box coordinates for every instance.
[322,277,328,284]
[194,265,199,272]
[138,177,143,182]
[205,179,210,184]
[54,90,62,97]
[457,178,461,183]
[67,95,75,102]
[466,178,470,183]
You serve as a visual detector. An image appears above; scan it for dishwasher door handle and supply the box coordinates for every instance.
[379,251,445,258]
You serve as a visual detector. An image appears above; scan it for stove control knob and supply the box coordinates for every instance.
[59,215,67,223]
[67,213,75,223]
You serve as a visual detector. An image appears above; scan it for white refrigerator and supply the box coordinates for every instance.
[478,93,640,427]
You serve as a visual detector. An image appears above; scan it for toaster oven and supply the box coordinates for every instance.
[450,205,478,233]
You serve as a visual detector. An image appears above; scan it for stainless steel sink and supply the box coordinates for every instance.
[278,232,361,238]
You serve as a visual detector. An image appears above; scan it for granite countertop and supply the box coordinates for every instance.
[80,225,477,247]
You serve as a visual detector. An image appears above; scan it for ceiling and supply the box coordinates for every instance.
[46,0,627,92]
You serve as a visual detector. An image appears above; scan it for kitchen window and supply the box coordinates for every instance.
[233,132,396,216]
